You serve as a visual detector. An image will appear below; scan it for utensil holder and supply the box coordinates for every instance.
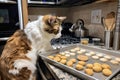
[104,31,113,49]
[113,31,120,50]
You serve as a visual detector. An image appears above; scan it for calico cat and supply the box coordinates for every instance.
[0,15,66,80]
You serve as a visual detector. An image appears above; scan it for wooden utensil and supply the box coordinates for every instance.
[104,18,115,31]
[110,23,115,31]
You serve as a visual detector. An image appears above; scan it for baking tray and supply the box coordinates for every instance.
[39,44,120,80]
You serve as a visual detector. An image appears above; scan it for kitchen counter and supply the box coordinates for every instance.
[46,43,120,80]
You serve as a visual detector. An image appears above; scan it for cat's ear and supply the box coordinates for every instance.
[57,16,66,21]
[43,15,55,24]
[48,16,56,24]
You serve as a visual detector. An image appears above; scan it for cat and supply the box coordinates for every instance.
[0,15,66,80]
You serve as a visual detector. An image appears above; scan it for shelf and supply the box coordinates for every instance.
[0,1,16,4]
[28,0,96,7]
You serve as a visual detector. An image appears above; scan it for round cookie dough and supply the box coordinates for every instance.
[84,69,94,76]
[85,53,92,56]
[92,56,99,59]
[86,64,93,69]
[74,47,80,51]
[70,49,76,52]
[115,58,120,62]
[100,58,108,62]
[60,52,66,55]
[78,61,86,66]
[70,53,76,56]
[64,51,70,54]
[93,63,101,67]
[60,56,67,59]
[102,69,112,76]
[101,64,111,69]
[80,49,86,53]
[104,55,112,60]
[96,53,103,57]
[65,54,70,57]
[69,58,76,63]
[54,57,61,62]
[89,51,95,55]
[76,64,83,70]
[77,55,89,61]
[66,61,73,67]
[48,56,54,59]
[77,51,83,54]
[60,59,67,64]
[110,60,119,65]
[93,66,102,72]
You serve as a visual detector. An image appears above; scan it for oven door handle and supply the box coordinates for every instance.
[0,37,9,41]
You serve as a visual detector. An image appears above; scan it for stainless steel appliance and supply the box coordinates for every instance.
[40,44,120,80]
[0,1,23,41]
[69,19,89,37]
[28,0,56,4]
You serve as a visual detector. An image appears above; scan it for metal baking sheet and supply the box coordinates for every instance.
[39,44,120,80]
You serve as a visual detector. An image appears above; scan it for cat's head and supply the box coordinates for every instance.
[40,15,66,38]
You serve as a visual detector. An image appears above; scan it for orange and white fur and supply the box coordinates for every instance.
[0,15,66,80]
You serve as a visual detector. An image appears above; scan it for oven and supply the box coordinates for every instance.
[0,2,23,41]
[28,0,56,4]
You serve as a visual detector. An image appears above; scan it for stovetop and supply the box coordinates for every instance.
[51,34,95,45]
[51,35,80,45]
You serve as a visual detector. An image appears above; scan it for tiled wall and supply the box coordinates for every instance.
[28,7,69,21]
[68,1,118,41]
[28,1,118,41]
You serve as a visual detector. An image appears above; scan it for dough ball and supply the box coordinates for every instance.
[115,58,120,62]
[74,47,80,51]
[64,51,70,54]
[85,53,92,56]
[78,61,86,66]
[75,64,84,70]
[65,54,70,57]
[66,61,73,67]
[101,64,111,69]
[102,69,112,76]
[104,55,112,60]
[77,55,89,61]
[70,49,76,52]
[60,52,66,55]
[93,63,101,67]
[60,59,67,64]
[89,52,95,55]
[60,56,67,59]
[77,51,83,54]
[69,58,76,63]
[92,56,99,59]
[80,49,86,53]
[53,57,61,62]
[93,66,102,72]
[86,64,93,69]
[110,60,119,65]
[100,58,108,62]
[70,53,76,56]
[96,53,103,57]
[84,69,94,76]
[48,56,54,59]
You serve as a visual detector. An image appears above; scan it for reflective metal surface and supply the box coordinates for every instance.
[40,44,120,80]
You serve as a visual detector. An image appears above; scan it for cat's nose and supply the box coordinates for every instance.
[53,29,59,35]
